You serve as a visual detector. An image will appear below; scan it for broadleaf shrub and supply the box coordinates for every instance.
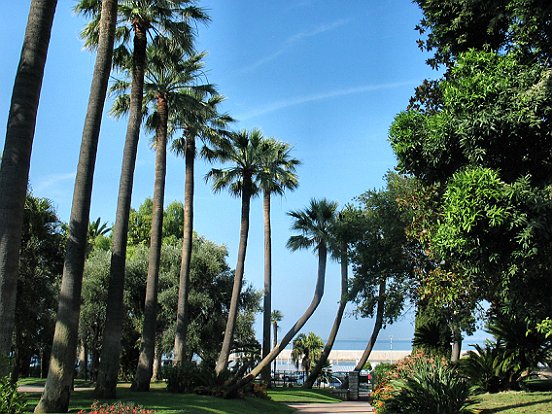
[0,376,26,414]
[164,361,200,393]
[371,351,476,414]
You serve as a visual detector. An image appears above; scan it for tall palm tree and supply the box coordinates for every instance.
[271,310,283,377]
[233,198,338,391]
[116,45,215,391]
[291,332,324,377]
[34,0,118,409]
[304,207,360,388]
[171,94,233,366]
[205,129,268,376]
[0,0,57,376]
[90,1,209,399]
[257,139,299,385]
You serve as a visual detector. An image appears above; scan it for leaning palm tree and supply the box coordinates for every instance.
[205,129,268,376]
[109,43,215,390]
[257,139,299,385]
[0,0,56,377]
[171,94,233,366]
[89,1,209,399]
[232,198,338,391]
[304,207,360,388]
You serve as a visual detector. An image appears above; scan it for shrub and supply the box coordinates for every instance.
[459,340,523,394]
[164,361,200,393]
[0,376,26,414]
[77,401,154,414]
[371,351,476,414]
[372,363,395,389]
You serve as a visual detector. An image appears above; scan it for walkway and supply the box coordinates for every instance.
[287,401,374,413]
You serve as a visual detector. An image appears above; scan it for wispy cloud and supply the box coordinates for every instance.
[241,19,349,73]
[33,171,76,193]
[237,80,417,120]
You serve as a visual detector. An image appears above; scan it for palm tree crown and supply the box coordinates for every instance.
[287,198,339,253]
[257,139,300,195]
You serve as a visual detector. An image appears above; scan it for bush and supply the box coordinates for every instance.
[77,401,154,414]
[164,361,200,393]
[372,363,395,389]
[459,340,523,394]
[0,376,26,414]
[371,352,476,414]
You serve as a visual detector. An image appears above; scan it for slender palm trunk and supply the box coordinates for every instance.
[304,243,348,388]
[354,278,387,371]
[0,0,56,375]
[173,134,195,365]
[261,190,272,385]
[272,321,278,377]
[215,178,252,376]
[133,95,168,392]
[233,243,328,391]
[34,2,118,411]
[78,340,88,380]
[95,24,147,399]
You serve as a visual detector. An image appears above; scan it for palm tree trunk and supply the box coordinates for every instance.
[272,321,278,378]
[232,243,328,391]
[304,243,348,388]
[173,134,195,365]
[34,2,118,411]
[133,95,168,392]
[215,179,252,376]
[261,190,272,385]
[354,278,387,371]
[95,24,147,399]
[0,0,56,375]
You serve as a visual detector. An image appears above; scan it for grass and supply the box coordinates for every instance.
[19,381,341,414]
[267,387,342,403]
[469,391,552,414]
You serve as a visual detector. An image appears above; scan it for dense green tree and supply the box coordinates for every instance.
[35,1,117,409]
[12,196,63,381]
[206,129,268,376]
[414,0,552,68]
[350,177,413,371]
[391,50,552,327]
[87,1,208,399]
[0,0,57,376]
[257,139,300,385]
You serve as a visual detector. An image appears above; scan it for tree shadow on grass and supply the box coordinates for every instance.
[479,397,552,413]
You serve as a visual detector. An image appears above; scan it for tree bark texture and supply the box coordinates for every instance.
[35,1,117,411]
[173,135,195,365]
[95,24,147,399]
[215,179,252,376]
[0,0,56,375]
[261,190,272,385]
[133,95,168,391]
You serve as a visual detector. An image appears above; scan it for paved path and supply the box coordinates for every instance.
[287,401,374,413]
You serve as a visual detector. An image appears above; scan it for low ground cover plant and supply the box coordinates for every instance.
[77,401,154,414]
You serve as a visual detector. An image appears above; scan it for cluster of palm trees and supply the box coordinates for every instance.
[0,0,330,411]
[1,1,386,411]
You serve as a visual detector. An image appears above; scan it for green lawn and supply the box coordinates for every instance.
[469,391,552,414]
[20,382,341,414]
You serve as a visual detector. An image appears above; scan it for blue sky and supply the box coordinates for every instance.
[0,1,487,349]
